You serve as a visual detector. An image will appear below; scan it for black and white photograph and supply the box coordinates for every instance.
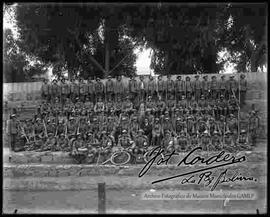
[3,2,267,214]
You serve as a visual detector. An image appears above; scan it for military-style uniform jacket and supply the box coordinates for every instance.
[70,82,79,95]
[210,79,219,91]
[175,79,186,92]
[161,135,174,150]
[51,82,59,96]
[114,80,125,94]
[56,122,66,136]
[202,79,210,92]
[211,135,222,149]
[118,134,133,149]
[134,134,148,149]
[186,118,195,134]
[189,135,200,149]
[248,114,260,131]
[227,117,238,133]
[224,134,234,146]
[179,99,188,108]
[138,80,147,91]
[145,100,156,111]
[95,81,105,94]
[166,79,175,93]
[162,119,173,133]
[186,80,193,92]
[72,138,85,153]
[57,137,70,151]
[122,100,133,112]
[61,82,70,95]
[157,79,166,92]
[176,134,188,151]
[193,79,202,91]
[167,99,176,111]
[129,78,138,93]
[81,81,89,95]
[218,78,227,91]
[148,78,157,94]
[156,100,166,112]
[94,101,105,113]
[228,78,238,92]
[200,134,211,150]
[237,134,248,145]
[106,118,117,134]
[152,123,162,137]
[43,136,57,151]
[67,120,77,135]
[100,135,114,150]
[87,81,95,94]
[106,79,115,93]
[24,122,34,137]
[240,78,247,91]
[47,122,57,135]
[34,122,45,137]
[130,120,140,138]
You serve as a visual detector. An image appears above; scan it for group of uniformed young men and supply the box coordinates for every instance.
[7,73,260,163]
[40,74,248,106]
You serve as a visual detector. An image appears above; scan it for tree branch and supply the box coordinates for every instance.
[67,27,106,74]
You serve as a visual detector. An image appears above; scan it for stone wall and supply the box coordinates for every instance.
[5,150,266,165]
[4,151,266,178]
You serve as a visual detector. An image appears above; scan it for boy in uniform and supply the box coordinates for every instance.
[175,75,186,103]
[219,75,227,100]
[128,76,138,104]
[106,76,115,102]
[87,77,95,103]
[185,76,193,101]
[201,75,210,100]
[147,75,157,100]
[193,75,202,102]
[157,75,166,100]
[210,75,219,100]
[239,74,247,107]
[95,77,104,101]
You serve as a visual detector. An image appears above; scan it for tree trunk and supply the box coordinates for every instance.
[250,52,257,72]
[104,18,110,78]
[105,38,110,77]
[165,51,169,74]
[250,37,266,72]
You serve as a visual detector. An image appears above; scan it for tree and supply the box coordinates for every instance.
[121,3,267,74]
[4,3,49,83]
[218,3,267,72]
[13,3,267,79]
[15,4,137,79]
[120,4,230,74]
[3,28,47,82]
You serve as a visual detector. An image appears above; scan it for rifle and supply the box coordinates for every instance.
[55,125,58,137]
[43,120,48,138]
[166,82,168,104]
[104,82,107,105]
[33,128,36,143]
[18,120,29,143]
[232,89,241,139]
[77,118,81,135]
[64,121,68,139]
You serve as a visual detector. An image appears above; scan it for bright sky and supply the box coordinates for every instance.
[134,47,154,75]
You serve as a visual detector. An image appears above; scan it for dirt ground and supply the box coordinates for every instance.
[3,186,266,214]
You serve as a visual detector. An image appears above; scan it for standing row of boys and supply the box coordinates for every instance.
[41,74,248,107]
